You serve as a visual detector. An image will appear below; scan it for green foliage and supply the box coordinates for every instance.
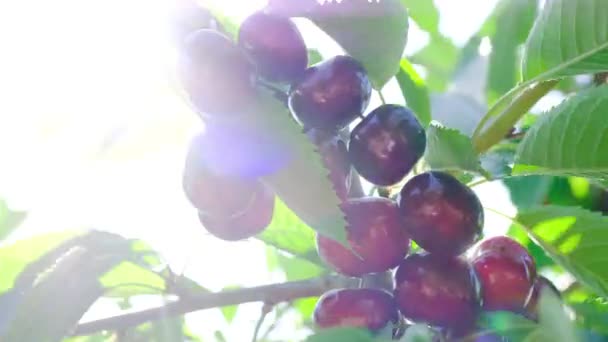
[410,35,459,91]
[514,85,608,181]
[257,198,323,266]
[396,59,431,127]
[423,124,485,175]
[253,94,348,246]
[523,0,608,82]
[400,0,439,35]
[305,327,375,342]
[517,206,608,297]
[486,0,537,101]
[0,199,26,242]
[478,311,538,341]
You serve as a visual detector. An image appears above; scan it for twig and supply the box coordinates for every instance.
[378,90,387,105]
[72,274,355,336]
[252,303,273,342]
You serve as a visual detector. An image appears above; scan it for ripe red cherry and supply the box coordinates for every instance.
[317,197,410,277]
[313,288,399,332]
[238,11,307,82]
[308,130,352,201]
[470,236,537,313]
[349,105,426,186]
[289,55,372,131]
[178,29,256,116]
[198,182,274,241]
[183,134,271,217]
[393,253,479,331]
[398,171,483,257]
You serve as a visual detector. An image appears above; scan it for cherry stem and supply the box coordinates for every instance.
[252,303,273,342]
[72,274,357,336]
[378,90,387,105]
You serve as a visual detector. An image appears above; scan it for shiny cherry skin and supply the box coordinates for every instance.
[470,236,537,313]
[313,288,399,332]
[398,171,483,257]
[197,182,274,241]
[349,105,426,186]
[393,253,479,331]
[238,11,307,82]
[316,234,374,277]
[308,130,352,201]
[178,29,256,116]
[344,197,410,272]
[289,55,372,132]
[183,134,272,217]
[317,197,410,277]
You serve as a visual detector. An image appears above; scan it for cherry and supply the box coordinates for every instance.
[238,11,307,82]
[197,182,274,241]
[177,29,256,116]
[393,253,479,331]
[470,236,536,313]
[313,288,399,332]
[316,234,374,277]
[344,197,410,272]
[317,197,410,277]
[289,55,372,131]
[308,130,352,201]
[398,171,483,257]
[349,104,426,186]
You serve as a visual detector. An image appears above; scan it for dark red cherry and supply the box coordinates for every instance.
[289,55,371,131]
[344,197,410,272]
[316,234,374,277]
[313,288,399,332]
[183,134,269,217]
[197,182,274,241]
[393,253,479,331]
[178,29,256,116]
[398,171,483,257]
[470,236,536,313]
[238,11,307,82]
[317,197,410,277]
[524,276,560,321]
[349,105,426,186]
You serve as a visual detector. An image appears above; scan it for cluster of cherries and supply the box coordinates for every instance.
[171,4,559,340]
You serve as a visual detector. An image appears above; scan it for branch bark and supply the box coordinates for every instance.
[72,274,356,336]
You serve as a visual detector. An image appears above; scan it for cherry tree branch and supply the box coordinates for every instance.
[72,274,356,336]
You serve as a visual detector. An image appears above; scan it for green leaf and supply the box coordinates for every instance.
[516,206,608,297]
[572,297,608,335]
[537,287,579,342]
[306,327,375,342]
[0,231,81,293]
[267,0,408,89]
[523,0,608,82]
[400,0,439,34]
[0,199,26,241]
[505,176,554,209]
[307,49,323,66]
[400,324,436,342]
[276,253,325,281]
[514,85,608,181]
[0,231,136,342]
[410,35,459,91]
[396,59,431,127]
[487,0,537,102]
[430,93,486,136]
[257,199,323,266]
[248,93,346,246]
[221,304,238,324]
[478,311,538,341]
[100,261,166,297]
[423,124,485,175]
